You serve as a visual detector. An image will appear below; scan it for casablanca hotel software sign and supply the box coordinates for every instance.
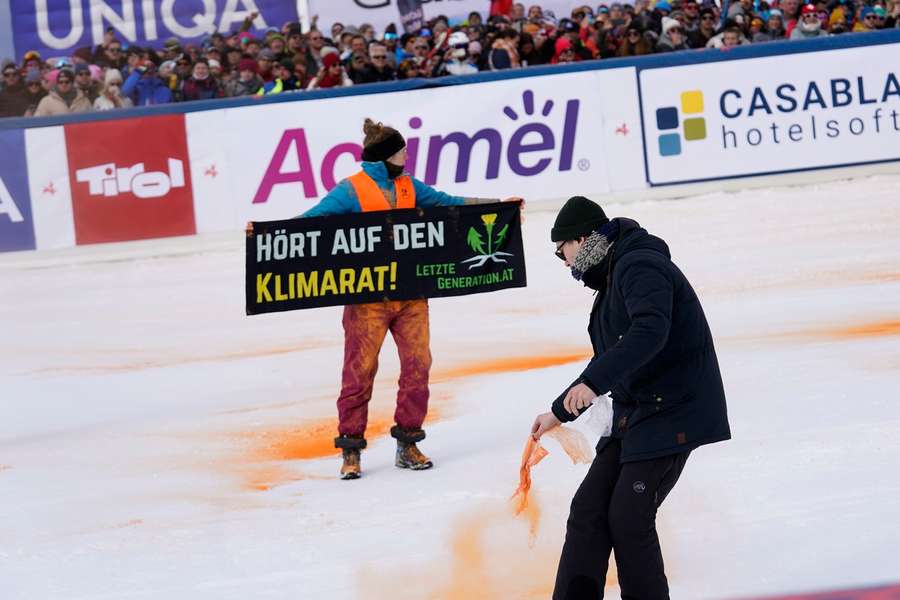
[245,202,526,315]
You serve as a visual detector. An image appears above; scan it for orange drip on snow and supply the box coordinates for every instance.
[827,320,900,339]
[229,349,589,492]
[434,352,591,382]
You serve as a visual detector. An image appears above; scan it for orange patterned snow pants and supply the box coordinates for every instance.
[337,299,432,437]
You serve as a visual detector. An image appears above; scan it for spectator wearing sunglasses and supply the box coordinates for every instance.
[617,24,653,56]
[73,63,101,103]
[34,67,92,116]
[656,16,690,51]
[689,7,719,47]
[536,196,729,600]
[0,61,30,117]
[856,5,887,31]
[355,42,397,82]
[681,0,702,32]
[97,39,126,70]
[791,3,829,38]
[93,68,132,110]
[21,69,47,116]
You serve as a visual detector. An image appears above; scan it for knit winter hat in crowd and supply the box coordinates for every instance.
[801,4,817,15]
[656,1,673,12]
[74,63,90,74]
[322,52,340,69]
[24,68,41,83]
[238,58,257,73]
[662,16,681,33]
[551,196,610,242]
[104,68,123,85]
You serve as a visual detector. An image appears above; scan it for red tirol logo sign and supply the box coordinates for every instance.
[65,114,196,244]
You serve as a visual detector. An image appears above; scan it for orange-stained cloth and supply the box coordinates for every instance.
[511,436,550,516]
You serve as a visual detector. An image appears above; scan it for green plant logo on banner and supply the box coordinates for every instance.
[463,213,514,269]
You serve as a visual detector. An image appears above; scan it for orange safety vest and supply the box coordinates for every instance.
[348,171,416,212]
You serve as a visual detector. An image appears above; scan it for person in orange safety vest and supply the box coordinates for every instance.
[301,118,522,479]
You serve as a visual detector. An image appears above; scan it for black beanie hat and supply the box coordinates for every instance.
[551,196,609,242]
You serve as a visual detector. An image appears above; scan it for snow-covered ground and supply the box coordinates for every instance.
[2,175,899,600]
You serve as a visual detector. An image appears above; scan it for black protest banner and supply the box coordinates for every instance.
[245,201,526,315]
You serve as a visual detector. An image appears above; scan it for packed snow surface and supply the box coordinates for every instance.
[2,175,899,599]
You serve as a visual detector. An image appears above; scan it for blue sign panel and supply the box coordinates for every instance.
[11,0,299,59]
[0,129,36,252]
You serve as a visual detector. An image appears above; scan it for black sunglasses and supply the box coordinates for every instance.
[555,242,567,261]
[3,70,17,77]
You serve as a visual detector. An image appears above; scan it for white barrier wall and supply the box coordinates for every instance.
[187,68,644,230]
[639,43,900,185]
[3,33,900,253]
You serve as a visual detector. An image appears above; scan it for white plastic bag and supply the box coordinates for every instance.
[583,394,614,438]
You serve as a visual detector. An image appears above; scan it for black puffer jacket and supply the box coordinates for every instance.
[552,218,731,462]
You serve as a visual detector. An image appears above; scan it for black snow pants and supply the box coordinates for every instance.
[552,439,690,600]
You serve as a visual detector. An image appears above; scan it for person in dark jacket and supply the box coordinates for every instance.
[0,63,29,118]
[532,196,731,600]
[182,59,223,101]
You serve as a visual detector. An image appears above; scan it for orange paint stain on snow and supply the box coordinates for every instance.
[433,352,591,382]
[230,350,589,492]
[826,320,900,340]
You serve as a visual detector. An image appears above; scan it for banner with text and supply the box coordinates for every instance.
[245,201,525,314]
[11,0,299,59]
[188,68,643,229]
[639,42,900,185]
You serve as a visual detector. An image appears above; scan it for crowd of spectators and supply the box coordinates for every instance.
[1,0,898,118]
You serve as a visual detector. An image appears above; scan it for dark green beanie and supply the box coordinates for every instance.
[550,196,609,242]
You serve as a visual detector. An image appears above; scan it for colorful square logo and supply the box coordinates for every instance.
[65,114,196,245]
[655,90,706,157]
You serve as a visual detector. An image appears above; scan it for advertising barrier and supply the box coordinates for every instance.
[2,31,900,254]
[187,67,642,228]
[639,41,900,185]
